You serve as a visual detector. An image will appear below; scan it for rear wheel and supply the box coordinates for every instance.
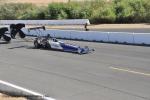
[34,40,40,48]
[3,35,11,42]
[19,30,26,38]
[45,42,51,49]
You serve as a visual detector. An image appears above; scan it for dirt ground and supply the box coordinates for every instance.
[89,24,150,29]
[44,24,150,30]
[0,93,27,100]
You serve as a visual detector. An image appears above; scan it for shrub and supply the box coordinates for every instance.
[0,0,150,23]
[90,1,116,23]
[115,0,134,23]
[129,0,146,22]
[46,3,68,19]
[0,3,36,20]
[115,0,149,23]
[0,5,16,19]
[142,0,150,22]
[19,7,47,19]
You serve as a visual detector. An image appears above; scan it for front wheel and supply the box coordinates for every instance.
[78,48,82,54]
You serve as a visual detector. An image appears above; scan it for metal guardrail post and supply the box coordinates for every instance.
[84,23,89,31]
[133,32,135,44]
[107,32,110,42]
[70,31,71,40]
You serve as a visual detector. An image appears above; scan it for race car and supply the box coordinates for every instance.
[34,35,93,54]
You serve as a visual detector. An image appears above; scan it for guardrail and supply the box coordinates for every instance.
[23,29,150,45]
[0,19,90,25]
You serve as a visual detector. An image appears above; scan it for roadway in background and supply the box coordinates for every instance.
[46,27,150,33]
[58,28,150,33]
[45,24,150,33]
[90,28,150,33]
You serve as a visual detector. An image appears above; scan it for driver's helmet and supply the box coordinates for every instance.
[52,38,58,42]
[46,34,51,38]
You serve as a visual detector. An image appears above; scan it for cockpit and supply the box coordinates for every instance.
[52,38,58,42]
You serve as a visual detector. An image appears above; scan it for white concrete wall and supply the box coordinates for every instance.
[0,19,90,25]
[109,32,134,43]
[48,30,71,39]
[24,29,150,45]
[134,33,150,44]
[81,31,109,42]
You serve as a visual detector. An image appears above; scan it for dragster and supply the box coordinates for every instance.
[34,35,93,54]
[0,23,94,54]
[27,26,94,54]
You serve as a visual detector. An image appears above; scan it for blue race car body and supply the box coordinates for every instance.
[34,37,92,54]
[59,42,90,54]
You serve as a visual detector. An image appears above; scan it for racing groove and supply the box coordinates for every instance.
[0,39,150,100]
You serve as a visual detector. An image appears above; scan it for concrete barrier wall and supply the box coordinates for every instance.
[70,31,89,40]
[0,19,90,25]
[109,32,134,43]
[24,29,150,45]
[77,31,109,42]
[48,30,71,39]
[134,33,150,44]
[46,30,109,42]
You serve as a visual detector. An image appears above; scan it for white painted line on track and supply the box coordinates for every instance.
[110,67,150,77]
[0,80,55,100]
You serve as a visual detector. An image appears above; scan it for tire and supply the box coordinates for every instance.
[10,29,17,39]
[19,30,26,38]
[45,42,51,49]
[78,48,82,54]
[15,23,25,29]
[0,27,8,35]
[34,40,40,48]
[3,35,11,42]
[10,24,16,30]
[10,23,25,39]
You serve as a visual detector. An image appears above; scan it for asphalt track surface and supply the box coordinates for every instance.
[0,38,150,100]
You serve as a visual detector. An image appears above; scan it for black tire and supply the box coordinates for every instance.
[15,23,25,29]
[10,29,17,39]
[10,24,16,29]
[45,42,51,49]
[3,35,11,42]
[10,23,25,39]
[34,40,40,49]
[10,24,17,39]
[0,27,8,35]
[18,30,26,38]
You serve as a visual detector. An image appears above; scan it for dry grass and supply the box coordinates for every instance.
[44,24,150,30]
[0,93,27,100]
[88,24,150,29]
[0,0,68,5]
